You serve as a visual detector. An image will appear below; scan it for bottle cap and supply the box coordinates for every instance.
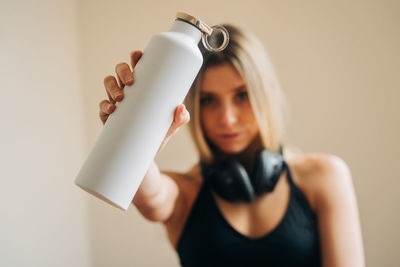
[175,12,229,53]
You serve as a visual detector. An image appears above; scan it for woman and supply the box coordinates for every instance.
[99,24,365,266]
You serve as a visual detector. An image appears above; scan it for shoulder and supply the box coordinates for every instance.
[289,154,365,265]
[288,153,351,179]
[287,153,354,213]
[161,164,203,200]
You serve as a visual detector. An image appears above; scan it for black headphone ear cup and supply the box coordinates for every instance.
[253,150,285,194]
[201,159,256,202]
[252,151,265,195]
[225,159,256,202]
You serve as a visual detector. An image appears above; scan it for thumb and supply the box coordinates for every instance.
[157,104,190,153]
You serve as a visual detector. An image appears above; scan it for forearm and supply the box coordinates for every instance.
[132,160,178,222]
[132,160,163,207]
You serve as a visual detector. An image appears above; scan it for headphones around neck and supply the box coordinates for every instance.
[200,145,287,203]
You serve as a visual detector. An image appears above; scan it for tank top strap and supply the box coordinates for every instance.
[283,160,316,218]
[283,161,296,188]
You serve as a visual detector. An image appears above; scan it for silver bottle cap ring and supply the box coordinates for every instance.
[201,25,229,53]
[175,12,229,53]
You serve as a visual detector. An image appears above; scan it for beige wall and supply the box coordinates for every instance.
[0,0,91,266]
[2,0,398,266]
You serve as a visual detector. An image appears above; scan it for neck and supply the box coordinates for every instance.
[212,135,263,175]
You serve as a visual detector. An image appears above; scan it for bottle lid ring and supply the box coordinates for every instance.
[201,25,229,53]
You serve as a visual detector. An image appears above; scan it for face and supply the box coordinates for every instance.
[200,63,260,154]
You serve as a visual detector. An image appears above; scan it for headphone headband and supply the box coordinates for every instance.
[201,145,286,202]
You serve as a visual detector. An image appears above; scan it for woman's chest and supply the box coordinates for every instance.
[176,174,320,267]
[167,159,317,249]
[211,169,291,239]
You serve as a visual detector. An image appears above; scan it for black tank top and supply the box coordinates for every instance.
[176,163,321,267]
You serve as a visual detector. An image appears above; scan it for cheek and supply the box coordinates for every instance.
[244,107,260,133]
[200,110,213,135]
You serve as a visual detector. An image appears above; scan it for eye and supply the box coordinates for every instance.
[236,91,248,101]
[200,96,214,105]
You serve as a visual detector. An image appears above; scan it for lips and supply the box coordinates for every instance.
[220,133,240,139]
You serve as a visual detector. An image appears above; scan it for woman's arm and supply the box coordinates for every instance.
[132,161,180,222]
[314,155,365,267]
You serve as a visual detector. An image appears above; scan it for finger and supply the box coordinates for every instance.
[115,62,133,86]
[99,99,115,115]
[173,104,190,124]
[166,104,190,137]
[158,105,190,153]
[158,136,170,153]
[130,50,143,69]
[117,74,124,91]
[104,75,124,103]
[106,89,116,104]
[100,111,109,125]
[157,105,190,153]
[99,100,115,124]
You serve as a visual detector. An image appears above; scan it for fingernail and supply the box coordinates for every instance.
[183,110,190,121]
[108,104,114,112]
[125,75,133,83]
[114,92,123,101]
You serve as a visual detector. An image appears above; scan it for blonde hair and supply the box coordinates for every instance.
[184,23,295,164]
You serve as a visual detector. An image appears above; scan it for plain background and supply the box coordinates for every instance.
[1,0,399,266]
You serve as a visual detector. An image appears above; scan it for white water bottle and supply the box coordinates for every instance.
[74,12,229,210]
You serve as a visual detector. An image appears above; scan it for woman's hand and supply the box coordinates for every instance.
[99,50,190,151]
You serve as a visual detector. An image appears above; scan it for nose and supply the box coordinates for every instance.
[219,103,238,127]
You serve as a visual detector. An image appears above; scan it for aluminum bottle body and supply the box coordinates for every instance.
[75,20,203,210]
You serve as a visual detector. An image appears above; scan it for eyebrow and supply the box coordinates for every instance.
[200,84,247,95]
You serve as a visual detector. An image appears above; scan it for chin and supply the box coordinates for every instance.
[217,143,247,155]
